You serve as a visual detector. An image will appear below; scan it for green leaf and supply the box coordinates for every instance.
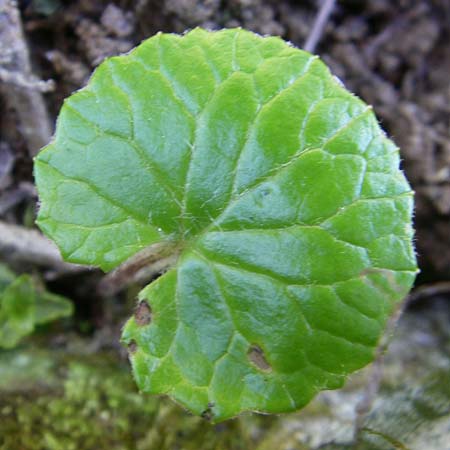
[0,275,35,349]
[33,288,74,326]
[0,268,73,349]
[34,28,417,421]
[0,264,15,294]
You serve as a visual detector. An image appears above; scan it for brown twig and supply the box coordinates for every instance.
[0,141,14,189]
[0,0,53,156]
[0,182,35,215]
[304,0,337,53]
[0,67,55,92]
[0,220,87,274]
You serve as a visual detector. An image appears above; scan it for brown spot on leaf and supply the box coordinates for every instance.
[128,339,137,354]
[201,402,215,421]
[134,300,152,326]
[248,345,272,371]
[359,268,405,294]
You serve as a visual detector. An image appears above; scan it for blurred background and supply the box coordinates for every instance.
[0,0,449,449]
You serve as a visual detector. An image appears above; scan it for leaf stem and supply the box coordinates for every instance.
[97,241,181,296]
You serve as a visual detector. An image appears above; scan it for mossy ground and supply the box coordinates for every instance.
[0,344,257,450]
[1,301,449,450]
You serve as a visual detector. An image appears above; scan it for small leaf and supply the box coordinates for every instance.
[0,275,35,349]
[0,268,73,349]
[34,290,73,325]
[0,264,15,294]
[34,28,417,421]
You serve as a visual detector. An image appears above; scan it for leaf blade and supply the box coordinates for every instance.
[35,28,417,421]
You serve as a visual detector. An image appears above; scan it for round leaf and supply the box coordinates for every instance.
[34,28,417,421]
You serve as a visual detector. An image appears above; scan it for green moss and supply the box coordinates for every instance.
[0,345,256,450]
[1,303,449,449]
[0,352,156,450]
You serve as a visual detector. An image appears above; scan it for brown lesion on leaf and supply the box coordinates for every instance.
[248,344,272,372]
[200,402,215,421]
[134,300,152,326]
[359,267,408,295]
[128,339,138,354]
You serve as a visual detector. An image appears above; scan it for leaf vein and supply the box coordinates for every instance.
[36,160,150,226]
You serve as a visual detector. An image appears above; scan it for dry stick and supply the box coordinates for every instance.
[0,220,87,274]
[0,183,34,215]
[0,0,53,156]
[0,67,55,92]
[304,0,337,54]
